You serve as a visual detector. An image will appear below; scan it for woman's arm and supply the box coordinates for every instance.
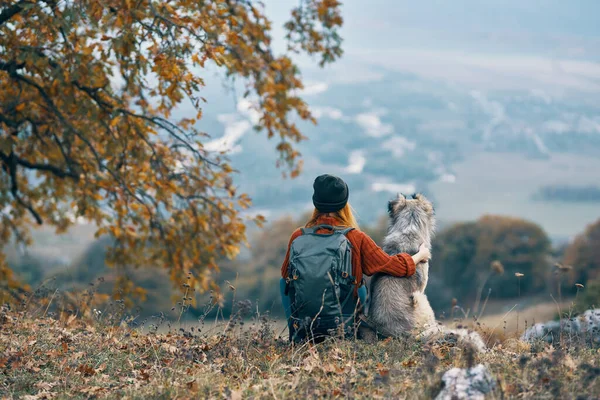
[280,229,302,279]
[358,232,428,277]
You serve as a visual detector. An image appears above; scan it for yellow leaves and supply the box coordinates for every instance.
[125,226,138,238]
[290,159,304,179]
[253,214,267,228]
[237,194,252,210]
[109,117,121,128]
[223,244,240,259]
[197,216,209,232]
[0,0,343,304]
[191,53,202,65]
[94,227,107,238]
[109,226,122,238]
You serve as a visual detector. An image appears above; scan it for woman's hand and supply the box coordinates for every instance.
[412,242,431,264]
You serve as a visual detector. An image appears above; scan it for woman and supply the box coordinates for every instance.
[280,174,431,339]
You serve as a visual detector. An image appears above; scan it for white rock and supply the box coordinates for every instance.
[435,364,496,400]
[521,308,600,347]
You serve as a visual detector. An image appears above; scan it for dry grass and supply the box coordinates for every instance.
[1,303,599,400]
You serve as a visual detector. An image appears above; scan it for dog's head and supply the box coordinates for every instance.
[387,193,436,236]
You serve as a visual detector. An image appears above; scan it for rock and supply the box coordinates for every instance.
[435,364,496,400]
[521,308,600,347]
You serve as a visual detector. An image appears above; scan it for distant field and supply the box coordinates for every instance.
[430,152,600,239]
[475,298,572,335]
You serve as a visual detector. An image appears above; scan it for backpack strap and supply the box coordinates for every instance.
[301,225,354,236]
[301,224,335,236]
[337,227,355,235]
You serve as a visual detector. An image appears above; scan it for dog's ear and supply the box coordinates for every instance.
[388,194,407,216]
[387,199,395,216]
[414,193,434,216]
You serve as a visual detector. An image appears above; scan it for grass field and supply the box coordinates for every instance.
[1,303,599,399]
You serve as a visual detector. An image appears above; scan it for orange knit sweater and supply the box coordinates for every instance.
[280,216,416,292]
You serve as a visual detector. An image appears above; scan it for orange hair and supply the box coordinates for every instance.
[305,203,360,230]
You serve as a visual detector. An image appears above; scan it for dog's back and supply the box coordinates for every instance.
[367,194,436,336]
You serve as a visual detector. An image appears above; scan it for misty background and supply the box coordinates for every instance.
[7,0,600,321]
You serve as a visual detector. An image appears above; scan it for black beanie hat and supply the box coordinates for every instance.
[312,174,349,213]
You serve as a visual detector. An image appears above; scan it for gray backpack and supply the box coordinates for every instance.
[285,224,359,342]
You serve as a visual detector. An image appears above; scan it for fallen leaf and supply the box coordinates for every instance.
[23,392,56,400]
[77,364,96,377]
[161,343,178,354]
[401,359,417,368]
[65,314,77,326]
[80,386,105,395]
[562,354,576,371]
[34,382,57,391]
[186,380,198,391]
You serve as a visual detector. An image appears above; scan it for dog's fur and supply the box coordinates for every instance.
[366,193,437,336]
[360,193,486,352]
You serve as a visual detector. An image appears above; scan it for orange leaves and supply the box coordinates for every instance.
[109,226,122,238]
[0,0,343,300]
[285,0,343,66]
[223,244,240,260]
[109,116,121,129]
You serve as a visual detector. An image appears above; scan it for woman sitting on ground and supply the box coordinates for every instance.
[280,174,430,341]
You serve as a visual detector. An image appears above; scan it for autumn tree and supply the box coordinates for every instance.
[0,0,343,302]
[563,218,600,285]
[430,215,552,303]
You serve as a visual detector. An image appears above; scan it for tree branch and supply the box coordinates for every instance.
[14,155,79,179]
[0,61,25,73]
[11,72,105,171]
[0,150,43,225]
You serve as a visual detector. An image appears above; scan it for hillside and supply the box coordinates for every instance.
[2,304,599,399]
